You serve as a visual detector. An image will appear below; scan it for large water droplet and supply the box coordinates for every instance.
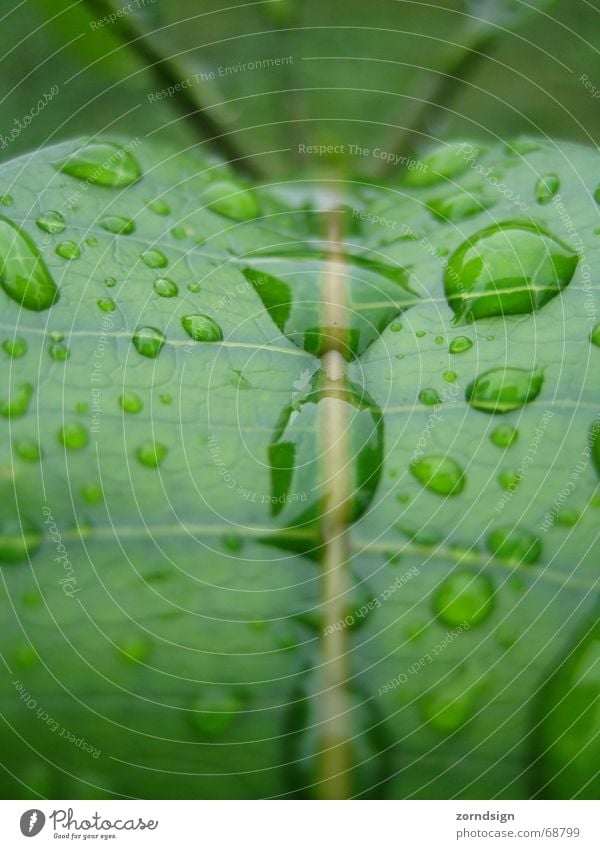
[0,519,42,563]
[487,525,541,564]
[410,455,465,496]
[434,571,494,627]
[445,223,578,322]
[58,422,89,450]
[136,441,168,467]
[0,217,58,310]
[56,142,141,187]
[132,326,165,358]
[36,210,66,234]
[466,367,543,414]
[0,383,33,418]
[181,313,223,342]
[99,216,135,235]
[203,180,260,221]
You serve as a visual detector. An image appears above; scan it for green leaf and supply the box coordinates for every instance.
[0,136,598,801]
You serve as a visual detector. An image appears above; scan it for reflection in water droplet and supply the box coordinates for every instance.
[140,249,168,269]
[0,383,33,418]
[36,210,66,234]
[119,392,143,413]
[410,455,465,496]
[153,277,178,298]
[203,180,260,221]
[535,173,560,205]
[132,326,165,358]
[445,223,578,323]
[434,570,494,627]
[0,519,42,564]
[0,217,59,310]
[491,424,518,447]
[56,142,141,187]
[55,240,81,260]
[487,525,541,564]
[467,367,543,413]
[181,313,223,342]
[2,337,27,358]
[449,335,473,354]
[59,422,89,450]
[136,441,168,467]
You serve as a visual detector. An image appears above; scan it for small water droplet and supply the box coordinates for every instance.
[97,298,115,313]
[0,195,14,206]
[187,282,201,293]
[420,682,477,733]
[449,335,473,354]
[140,249,168,269]
[119,392,143,413]
[136,441,167,467]
[404,141,474,187]
[148,199,170,215]
[487,525,541,564]
[0,518,42,563]
[467,367,543,413]
[0,217,59,310]
[535,173,560,205]
[75,401,89,414]
[0,383,33,418]
[222,534,243,552]
[2,337,27,358]
[160,393,172,405]
[410,455,465,496]
[434,570,494,627]
[56,142,141,187]
[15,439,43,462]
[189,690,245,735]
[203,180,259,221]
[415,330,426,338]
[498,470,521,490]
[555,509,580,527]
[490,424,518,447]
[99,215,135,235]
[419,387,440,406]
[429,189,496,222]
[36,210,66,234]
[153,277,178,298]
[443,370,457,382]
[86,237,98,247]
[590,324,600,347]
[445,223,578,322]
[132,326,165,358]
[117,637,151,664]
[391,322,402,332]
[104,276,117,288]
[82,483,103,504]
[55,240,81,260]
[49,342,70,361]
[58,422,89,450]
[181,313,223,342]
[50,330,64,342]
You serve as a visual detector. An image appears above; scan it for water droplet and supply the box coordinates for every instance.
[55,240,80,260]
[132,326,165,358]
[82,483,103,504]
[420,682,477,733]
[466,367,543,413]
[97,298,115,313]
[591,421,600,477]
[36,210,66,234]
[136,441,167,467]
[0,383,33,418]
[404,142,474,187]
[415,330,426,338]
[449,335,473,354]
[75,401,89,414]
[2,337,27,358]
[105,276,117,288]
[429,189,496,222]
[187,281,201,293]
[222,534,243,552]
[555,509,580,527]
[148,199,170,215]
[535,173,560,205]
[119,392,143,413]
[498,470,521,490]
[0,519,42,563]
[140,249,168,269]
[434,570,494,627]
[487,525,541,564]
[50,330,64,342]
[0,217,59,310]
[0,195,14,206]
[153,277,178,298]
[15,439,43,462]
[99,216,135,235]
[410,455,465,496]
[49,342,70,361]
[56,142,141,187]
[190,690,245,735]
[86,237,98,247]
[590,324,600,347]
[419,388,440,406]
[181,313,223,342]
[160,393,172,405]
[445,223,578,322]
[203,180,260,221]
[117,637,150,664]
[391,322,402,332]
[490,424,518,447]
[58,422,89,450]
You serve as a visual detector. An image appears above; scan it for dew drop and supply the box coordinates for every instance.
[132,326,165,358]
[49,342,70,361]
[487,525,541,564]
[490,423,518,447]
[181,313,223,342]
[0,383,33,418]
[140,249,168,269]
[445,223,578,322]
[428,189,496,222]
[419,387,440,406]
[56,142,141,187]
[36,210,66,234]
[153,277,178,298]
[2,337,27,358]
[55,240,80,260]
[82,484,103,504]
[187,281,201,293]
[58,422,89,450]
[0,519,42,563]
[420,683,477,733]
[104,276,117,288]
[99,216,135,235]
[119,392,143,413]
[466,367,543,414]
[443,370,457,383]
[410,455,465,496]
[590,324,600,347]
[97,298,115,313]
[136,441,168,467]
[203,180,259,221]
[15,439,43,462]
[535,173,560,205]
[433,570,494,627]
[148,199,170,215]
[449,335,473,354]
[0,217,59,310]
